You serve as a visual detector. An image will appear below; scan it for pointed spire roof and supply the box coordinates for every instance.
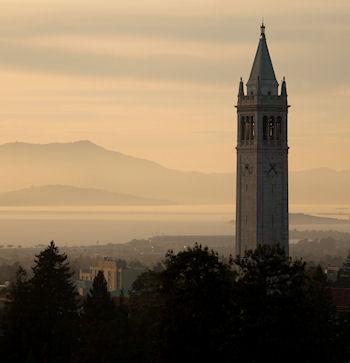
[238,77,244,96]
[248,23,277,83]
[281,76,287,96]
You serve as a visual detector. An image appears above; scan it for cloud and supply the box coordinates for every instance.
[0,0,347,89]
[0,38,235,84]
[0,0,348,172]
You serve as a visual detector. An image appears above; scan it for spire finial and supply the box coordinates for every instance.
[260,19,265,36]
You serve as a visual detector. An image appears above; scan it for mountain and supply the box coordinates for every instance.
[289,213,350,225]
[0,140,349,205]
[229,213,350,226]
[0,185,173,206]
[0,141,232,204]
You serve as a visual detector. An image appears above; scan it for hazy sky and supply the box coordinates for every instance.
[0,0,348,173]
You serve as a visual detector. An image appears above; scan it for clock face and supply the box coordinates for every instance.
[267,162,278,175]
[243,163,253,176]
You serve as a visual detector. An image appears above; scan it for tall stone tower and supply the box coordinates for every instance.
[235,24,289,255]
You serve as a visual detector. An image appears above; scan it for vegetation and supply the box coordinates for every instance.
[0,242,349,362]
[79,270,129,363]
[233,247,340,362]
[1,242,79,362]
[129,245,237,362]
[337,250,350,287]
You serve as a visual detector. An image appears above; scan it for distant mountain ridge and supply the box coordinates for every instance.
[0,140,349,205]
[0,185,173,206]
[229,213,350,226]
[290,213,350,225]
[0,141,232,204]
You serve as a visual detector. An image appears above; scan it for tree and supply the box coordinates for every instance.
[337,250,350,287]
[129,244,237,362]
[2,242,346,362]
[234,245,341,363]
[79,270,130,363]
[0,267,33,362]
[30,241,79,362]
[128,269,164,362]
[130,244,346,363]
[2,241,79,362]
[83,270,115,322]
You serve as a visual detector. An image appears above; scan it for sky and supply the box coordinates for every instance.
[0,0,349,173]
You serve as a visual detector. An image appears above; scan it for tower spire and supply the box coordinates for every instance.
[247,22,278,95]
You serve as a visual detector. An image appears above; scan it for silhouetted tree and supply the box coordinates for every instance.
[2,242,347,363]
[130,244,237,362]
[129,244,347,363]
[128,269,164,362]
[1,241,79,363]
[234,245,341,363]
[84,270,115,322]
[31,241,79,362]
[337,250,350,287]
[0,267,33,362]
[79,271,130,363]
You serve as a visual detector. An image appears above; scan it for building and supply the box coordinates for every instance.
[75,279,93,297]
[235,23,289,255]
[78,258,145,296]
[79,257,118,292]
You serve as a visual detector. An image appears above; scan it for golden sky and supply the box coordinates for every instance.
[0,0,348,172]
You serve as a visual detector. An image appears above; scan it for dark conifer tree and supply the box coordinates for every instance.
[83,270,115,322]
[29,241,79,362]
[1,242,79,362]
[79,270,131,363]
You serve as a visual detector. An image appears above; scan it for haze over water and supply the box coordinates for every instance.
[0,204,348,247]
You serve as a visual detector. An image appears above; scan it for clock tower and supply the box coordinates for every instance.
[235,24,289,255]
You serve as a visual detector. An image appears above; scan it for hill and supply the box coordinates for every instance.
[0,141,232,204]
[228,214,350,226]
[0,140,349,204]
[0,185,173,206]
[289,213,350,225]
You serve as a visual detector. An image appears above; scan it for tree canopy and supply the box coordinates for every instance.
[1,241,79,363]
[130,244,345,363]
[0,242,348,362]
